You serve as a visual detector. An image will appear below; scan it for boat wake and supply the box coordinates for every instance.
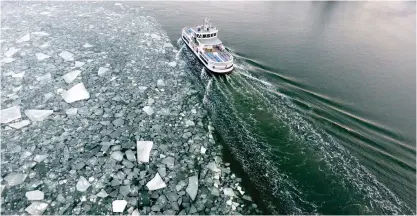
[176,40,414,215]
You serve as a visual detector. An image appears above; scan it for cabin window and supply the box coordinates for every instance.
[203,34,207,38]
[214,33,217,37]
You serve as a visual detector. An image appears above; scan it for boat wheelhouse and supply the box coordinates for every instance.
[181,18,234,74]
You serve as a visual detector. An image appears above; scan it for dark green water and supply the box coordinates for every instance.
[131,2,416,214]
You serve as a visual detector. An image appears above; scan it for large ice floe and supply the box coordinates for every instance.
[0,2,260,215]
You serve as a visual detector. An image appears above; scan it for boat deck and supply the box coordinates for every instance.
[202,47,232,63]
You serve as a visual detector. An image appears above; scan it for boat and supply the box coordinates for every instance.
[181,18,234,74]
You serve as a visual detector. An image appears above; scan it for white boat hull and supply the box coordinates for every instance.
[181,34,233,74]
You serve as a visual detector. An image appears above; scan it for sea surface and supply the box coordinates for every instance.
[129,2,416,214]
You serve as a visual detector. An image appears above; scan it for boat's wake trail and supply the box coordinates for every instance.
[175,44,186,60]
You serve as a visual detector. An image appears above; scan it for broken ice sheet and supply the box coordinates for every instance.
[112,200,127,212]
[61,82,90,103]
[25,190,45,200]
[168,61,177,67]
[25,110,53,121]
[1,106,21,123]
[16,34,30,43]
[98,67,110,76]
[83,43,93,48]
[146,173,166,191]
[35,53,51,61]
[12,72,25,78]
[4,173,27,186]
[186,175,198,201]
[59,51,74,61]
[1,57,15,64]
[62,70,81,83]
[4,47,20,57]
[31,31,49,37]
[74,61,85,68]
[25,202,48,215]
[137,141,153,163]
[9,120,31,129]
[76,176,91,192]
[142,106,154,116]
[65,108,78,116]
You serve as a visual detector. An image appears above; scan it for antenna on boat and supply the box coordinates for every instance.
[204,18,209,30]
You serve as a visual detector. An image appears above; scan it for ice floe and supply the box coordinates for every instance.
[223,188,236,197]
[168,61,177,67]
[16,34,30,43]
[24,109,53,121]
[33,154,48,163]
[59,51,74,61]
[12,72,25,78]
[62,70,81,83]
[4,47,20,57]
[97,189,108,198]
[142,106,154,116]
[112,200,127,212]
[74,61,85,68]
[9,120,31,129]
[61,82,90,103]
[136,141,153,163]
[125,149,136,161]
[65,108,78,116]
[98,67,110,76]
[1,106,21,124]
[76,176,91,192]
[146,173,166,191]
[151,33,161,40]
[111,151,123,161]
[157,79,165,87]
[4,173,27,186]
[35,53,51,61]
[25,190,44,201]
[31,31,49,36]
[83,43,93,48]
[200,146,207,154]
[1,58,15,64]
[186,175,198,201]
[25,202,48,215]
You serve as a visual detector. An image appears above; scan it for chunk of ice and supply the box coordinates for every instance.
[16,34,30,43]
[186,175,198,201]
[168,61,177,67]
[74,61,85,68]
[65,108,78,116]
[97,189,108,198]
[146,173,166,191]
[223,188,236,197]
[44,92,54,100]
[9,120,30,129]
[25,190,44,200]
[161,156,175,169]
[83,43,93,48]
[137,141,153,163]
[61,83,90,103]
[25,110,53,121]
[33,154,48,163]
[98,67,110,76]
[25,202,48,215]
[125,150,136,162]
[59,51,74,61]
[1,58,15,63]
[157,79,165,87]
[207,161,221,172]
[35,53,51,61]
[31,32,49,36]
[62,70,81,83]
[131,209,139,216]
[115,2,122,6]
[112,200,127,212]
[111,151,124,161]
[200,147,207,154]
[151,34,161,40]
[76,176,91,192]
[4,173,27,186]
[4,47,20,57]
[142,106,154,116]
[1,106,21,123]
[12,72,25,78]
